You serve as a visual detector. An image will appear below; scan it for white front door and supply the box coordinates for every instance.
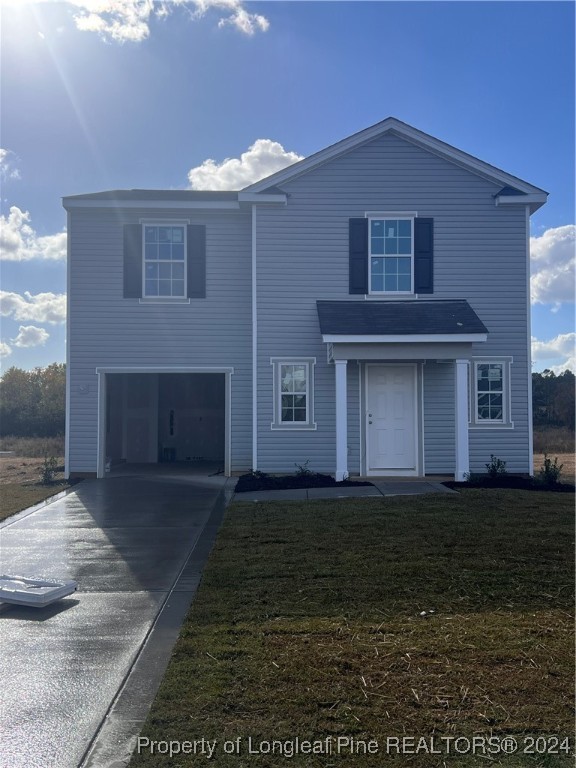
[366,365,417,474]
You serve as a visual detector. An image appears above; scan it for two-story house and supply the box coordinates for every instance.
[63,118,547,481]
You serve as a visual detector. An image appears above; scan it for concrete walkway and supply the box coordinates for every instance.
[233,479,456,502]
[0,473,234,768]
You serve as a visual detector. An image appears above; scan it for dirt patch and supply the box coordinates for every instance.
[0,456,65,486]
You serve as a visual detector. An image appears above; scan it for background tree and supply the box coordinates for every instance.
[0,364,66,437]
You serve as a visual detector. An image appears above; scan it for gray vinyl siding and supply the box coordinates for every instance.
[68,207,252,474]
[256,132,531,474]
[423,363,455,474]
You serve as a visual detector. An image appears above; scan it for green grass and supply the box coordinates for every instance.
[131,490,574,767]
[0,483,71,522]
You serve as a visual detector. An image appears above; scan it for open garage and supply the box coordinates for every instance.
[100,370,230,476]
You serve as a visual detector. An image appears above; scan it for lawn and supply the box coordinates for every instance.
[131,490,574,767]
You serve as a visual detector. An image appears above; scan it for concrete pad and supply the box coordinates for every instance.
[0,474,226,768]
[373,481,455,496]
[306,485,383,499]
[232,489,308,502]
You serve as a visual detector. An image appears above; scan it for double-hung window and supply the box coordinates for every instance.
[271,358,316,430]
[144,225,186,298]
[470,359,513,428]
[369,217,414,294]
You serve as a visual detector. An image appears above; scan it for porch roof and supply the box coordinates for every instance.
[317,299,488,343]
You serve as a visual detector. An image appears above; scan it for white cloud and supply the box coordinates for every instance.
[11,325,50,348]
[532,333,576,374]
[67,0,269,43]
[188,139,304,190]
[0,342,12,359]
[530,225,575,307]
[0,291,67,325]
[0,207,67,261]
[0,148,21,181]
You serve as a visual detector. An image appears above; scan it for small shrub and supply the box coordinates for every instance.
[538,454,564,487]
[40,455,58,485]
[485,454,507,477]
[295,460,312,476]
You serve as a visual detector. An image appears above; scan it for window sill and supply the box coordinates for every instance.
[469,422,515,430]
[365,294,418,300]
[270,423,317,431]
[139,298,191,305]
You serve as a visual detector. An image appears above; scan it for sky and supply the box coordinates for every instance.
[0,0,574,375]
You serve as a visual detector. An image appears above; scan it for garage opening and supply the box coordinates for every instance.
[103,372,227,476]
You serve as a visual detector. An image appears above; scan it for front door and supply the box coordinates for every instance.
[366,365,417,474]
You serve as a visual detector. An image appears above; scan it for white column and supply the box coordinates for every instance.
[335,359,348,482]
[454,359,470,481]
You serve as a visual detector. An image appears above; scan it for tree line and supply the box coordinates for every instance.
[0,364,573,437]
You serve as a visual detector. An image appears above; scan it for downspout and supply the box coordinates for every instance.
[252,204,258,471]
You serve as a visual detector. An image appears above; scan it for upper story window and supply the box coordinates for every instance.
[369,217,414,294]
[143,225,186,298]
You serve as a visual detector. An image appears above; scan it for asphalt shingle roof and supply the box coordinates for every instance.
[316,300,488,336]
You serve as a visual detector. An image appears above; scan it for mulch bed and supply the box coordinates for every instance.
[444,477,574,493]
[235,472,374,493]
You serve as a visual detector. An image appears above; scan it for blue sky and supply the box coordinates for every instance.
[1,0,574,373]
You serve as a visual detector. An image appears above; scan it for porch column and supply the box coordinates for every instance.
[335,359,348,481]
[454,359,470,481]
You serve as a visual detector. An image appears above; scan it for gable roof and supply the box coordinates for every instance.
[242,117,548,210]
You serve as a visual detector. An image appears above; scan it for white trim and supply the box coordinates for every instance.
[243,117,548,197]
[420,362,426,475]
[63,199,239,210]
[252,205,258,470]
[365,363,419,477]
[335,359,348,481]
[238,192,287,204]
[322,333,487,344]
[138,298,191,305]
[96,372,106,479]
[495,194,547,212]
[454,359,470,481]
[526,207,534,474]
[469,357,514,429]
[270,358,316,430]
[138,218,192,225]
[64,210,71,479]
[364,211,418,218]
[95,366,233,477]
[368,215,415,296]
[142,222,187,299]
[96,366,234,374]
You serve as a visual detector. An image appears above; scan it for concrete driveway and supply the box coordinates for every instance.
[0,471,233,768]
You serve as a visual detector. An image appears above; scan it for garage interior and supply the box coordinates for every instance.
[105,373,225,472]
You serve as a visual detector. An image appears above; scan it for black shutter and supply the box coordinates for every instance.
[187,225,206,299]
[414,218,433,294]
[349,218,368,294]
[123,224,142,298]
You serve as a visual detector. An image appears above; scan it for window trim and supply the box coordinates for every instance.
[367,214,415,296]
[270,357,317,431]
[140,220,189,300]
[469,357,514,429]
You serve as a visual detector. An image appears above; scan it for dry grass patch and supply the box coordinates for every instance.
[132,491,574,767]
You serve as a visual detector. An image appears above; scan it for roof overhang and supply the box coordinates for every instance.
[494,192,548,214]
